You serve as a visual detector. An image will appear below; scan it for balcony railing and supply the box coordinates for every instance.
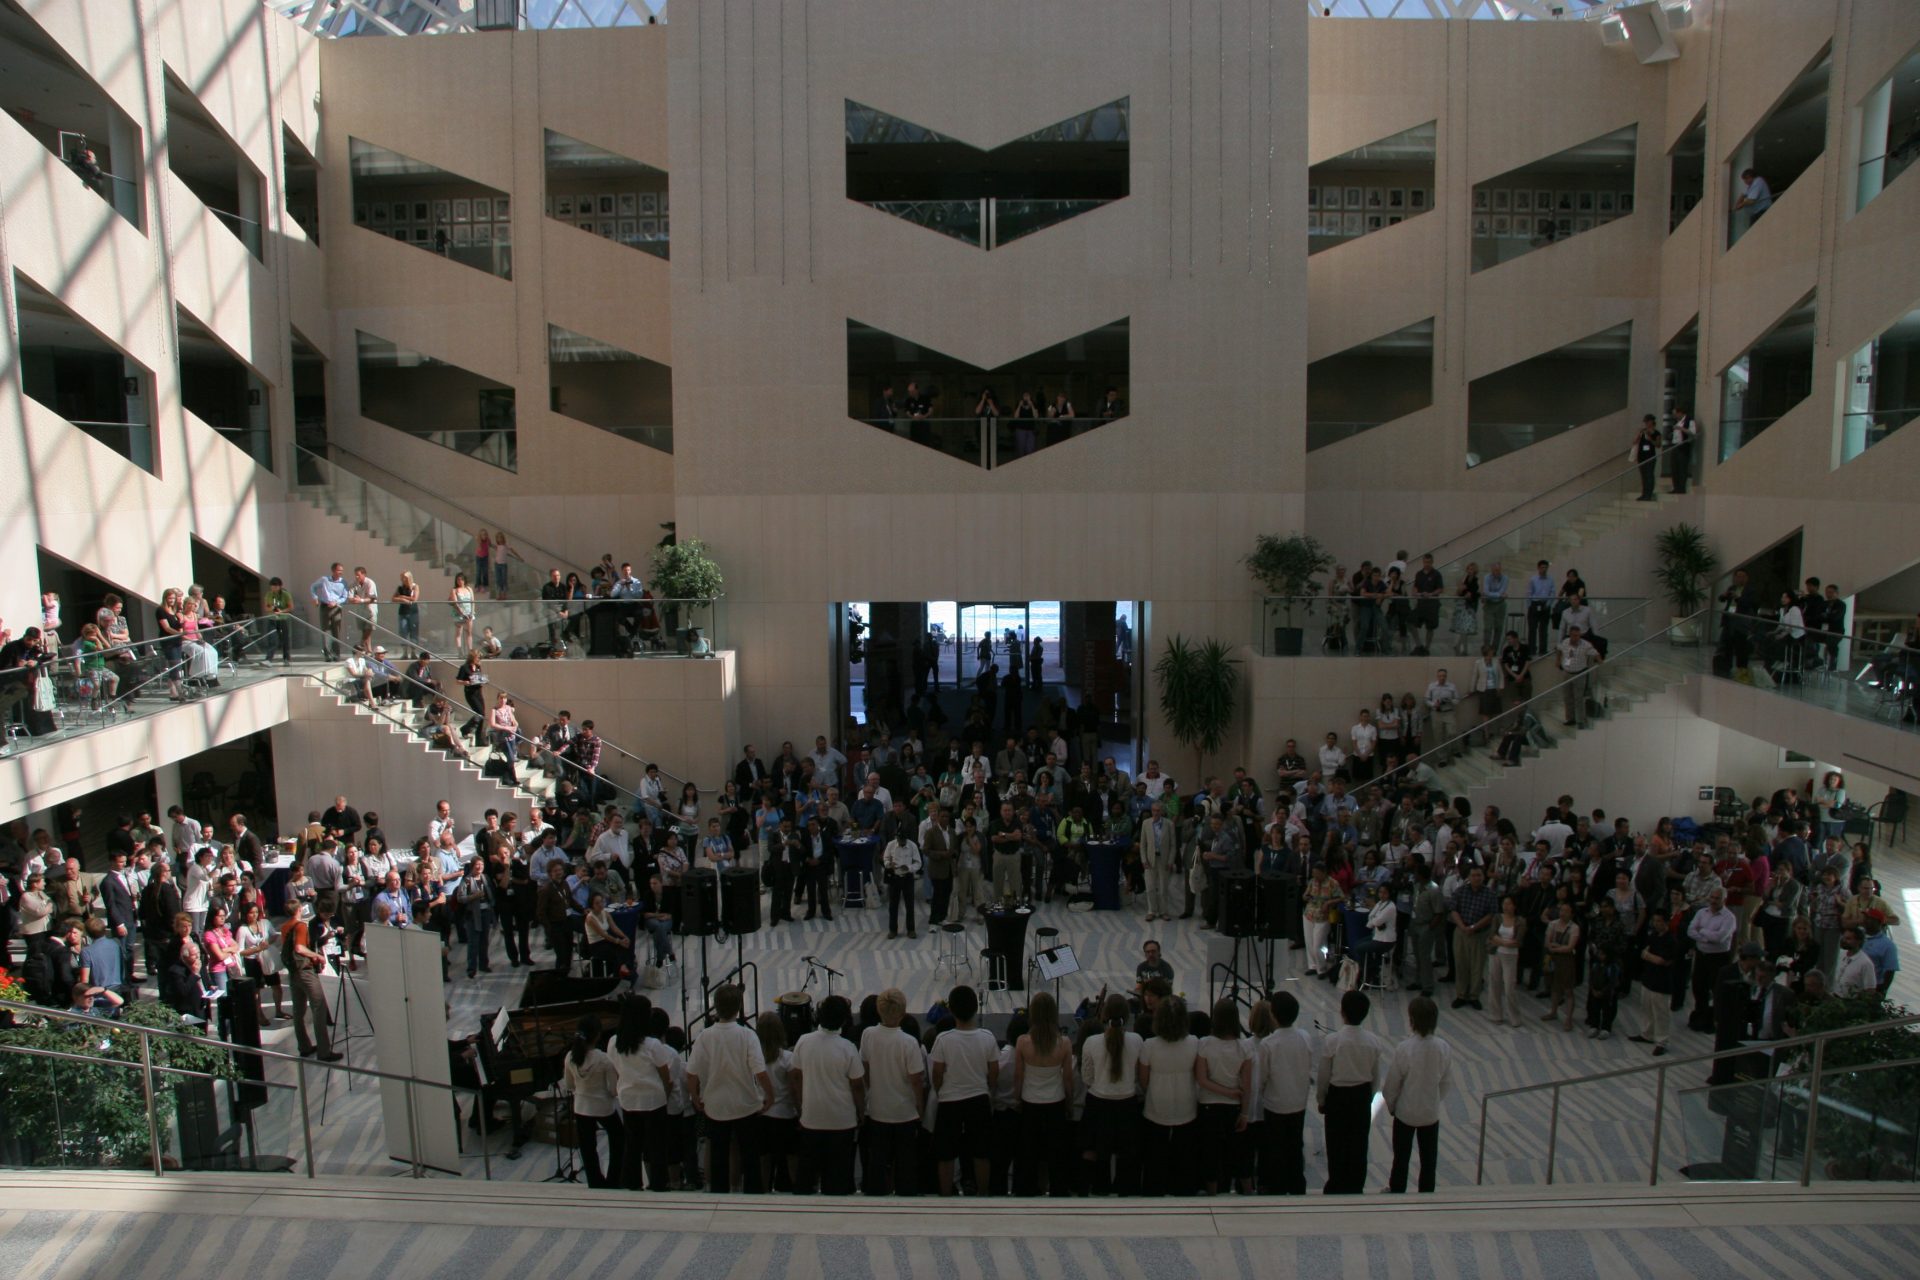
[69,419,156,472]
[1252,594,1646,659]
[860,414,1125,469]
[1712,612,1918,737]
[1719,413,1782,461]
[362,594,724,661]
[1839,406,1919,466]
[205,207,264,259]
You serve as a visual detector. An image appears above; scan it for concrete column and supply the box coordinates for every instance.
[1857,77,1893,210]
[106,108,141,225]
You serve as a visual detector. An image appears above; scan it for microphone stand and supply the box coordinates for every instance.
[800,954,843,1002]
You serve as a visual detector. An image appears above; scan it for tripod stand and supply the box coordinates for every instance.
[317,953,376,1124]
[800,954,842,1002]
[540,1091,579,1183]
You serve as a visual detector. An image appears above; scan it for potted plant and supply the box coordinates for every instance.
[1653,522,1717,645]
[647,537,725,654]
[1243,533,1333,656]
[1154,635,1240,781]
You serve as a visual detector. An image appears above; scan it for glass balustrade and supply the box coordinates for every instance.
[863,200,983,247]
[1253,594,1647,659]
[1719,414,1782,460]
[1711,612,1919,735]
[1839,406,1919,465]
[204,207,264,259]
[368,595,725,660]
[70,420,155,471]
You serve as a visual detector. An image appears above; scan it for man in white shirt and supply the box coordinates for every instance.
[1383,995,1453,1194]
[810,735,848,790]
[1139,760,1169,799]
[929,983,999,1196]
[1531,807,1574,859]
[1732,167,1772,223]
[882,829,922,941]
[1833,926,1878,997]
[348,566,380,647]
[1686,887,1737,1032]
[428,800,459,848]
[1557,626,1602,727]
[685,983,773,1193]
[1317,732,1347,780]
[1424,671,1461,764]
[1257,990,1314,1195]
[1348,710,1378,784]
[858,988,926,1195]
[1317,990,1389,1195]
[790,995,865,1194]
[592,813,634,872]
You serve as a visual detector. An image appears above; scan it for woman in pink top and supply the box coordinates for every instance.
[201,904,239,999]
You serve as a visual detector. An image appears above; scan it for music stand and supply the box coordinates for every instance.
[1033,944,1080,1002]
[540,1091,579,1183]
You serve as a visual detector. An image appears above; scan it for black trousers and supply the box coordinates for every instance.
[1638,457,1657,497]
[801,861,833,918]
[929,877,953,925]
[861,1118,921,1195]
[1691,949,1730,1026]
[1322,1083,1373,1194]
[1139,1120,1195,1196]
[1388,1118,1438,1193]
[621,1106,672,1190]
[768,867,794,922]
[545,921,574,973]
[1016,1100,1074,1196]
[705,1113,758,1193]
[1526,602,1553,656]
[801,1125,858,1194]
[886,872,917,934]
[1261,1107,1306,1194]
[576,1111,622,1189]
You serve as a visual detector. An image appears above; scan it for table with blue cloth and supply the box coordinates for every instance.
[835,836,879,908]
[260,860,295,916]
[1087,841,1126,910]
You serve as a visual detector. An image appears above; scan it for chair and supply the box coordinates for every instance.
[1340,907,1388,991]
[1873,791,1909,848]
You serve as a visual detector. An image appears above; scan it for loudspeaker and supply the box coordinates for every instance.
[1219,870,1257,938]
[722,868,762,934]
[1258,873,1298,941]
[225,976,270,1112]
[681,867,719,936]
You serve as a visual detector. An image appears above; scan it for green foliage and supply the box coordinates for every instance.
[1154,635,1240,776]
[647,538,725,603]
[0,1001,237,1169]
[1243,533,1334,603]
[1785,993,1920,1181]
[1653,522,1717,614]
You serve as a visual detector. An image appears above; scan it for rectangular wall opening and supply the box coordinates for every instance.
[1669,109,1706,232]
[1306,318,1434,450]
[1854,42,1920,212]
[350,137,511,279]
[356,330,516,471]
[0,0,144,230]
[1719,293,1816,460]
[283,125,319,244]
[164,68,264,260]
[547,324,672,452]
[1471,124,1637,272]
[1728,47,1829,248]
[14,270,156,472]
[1308,121,1436,253]
[1838,303,1920,466]
[544,128,669,259]
[178,305,271,471]
[1467,321,1632,468]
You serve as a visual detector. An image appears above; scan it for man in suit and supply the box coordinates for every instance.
[764,815,798,925]
[228,812,264,871]
[99,851,140,980]
[137,860,182,979]
[734,744,768,792]
[1139,803,1179,922]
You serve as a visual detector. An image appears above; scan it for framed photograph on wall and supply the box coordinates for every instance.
[658,216,669,237]
[412,227,430,243]
[1342,211,1362,235]
[1619,192,1635,214]
[393,201,411,223]
[1387,214,1403,226]
[392,229,407,242]
[1408,188,1428,210]
[1576,191,1595,212]
[1387,188,1406,209]
[1556,191,1575,212]
[1536,217,1554,239]
[371,203,389,225]
[353,204,369,225]
[452,198,471,223]
[618,192,638,216]
[412,201,429,222]
[1535,190,1553,213]
[556,195,575,217]
[1492,188,1511,213]
[597,194,616,216]
[1574,215,1595,233]
[496,223,511,247]
[452,223,472,245]
[1556,216,1573,236]
[1307,186,1320,210]
[618,218,637,239]
[1343,185,1362,209]
[1364,188,1382,209]
[495,196,510,222]
[576,219,594,233]
[1471,214,1491,237]
[1322,187,1342,210]
[1472,187,1490,212]
[1597,191,1617,214]
[639,217,659,237]
[1491,214,1511,237]
[474,197,493,221]
[1365,212,1384,231]
[598,219,615,237]
[639,192,660,215]
[1513,190,1533,214]
[433,199,451,223]
[659,190,668,213]
[474,223,492,246]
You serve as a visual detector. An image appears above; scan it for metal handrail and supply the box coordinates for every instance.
[296,441,579,579]
[1424,440,1691,569]
[1473,1009,1920,1188]
[0,997,491,1181]
[1371,598,1670,787]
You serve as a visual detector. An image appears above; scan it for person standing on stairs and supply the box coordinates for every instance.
[1557,626,1602,729]
[309,563,348,661]
[263,577,294,665]
[1525,561,1555,657]
[1669,407,1698,494]
[1633,416,1662,500]
[348,566,380,649]
[489,692,521,786]
[457,649,489,746]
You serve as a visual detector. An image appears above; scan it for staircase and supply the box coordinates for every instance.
[1493,490,1681,576]
[304,666,558,810]
[1423,617,1700,799]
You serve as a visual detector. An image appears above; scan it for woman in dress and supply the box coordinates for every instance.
[1194,998,1255,1196]
[450,574,476,655]
[1012,989,1076,1197]
[236,900,286,1022]
[1451,562,1482,656]
[488,691,520,785]
[1136,996,1198,1196]
[1540,899,1581,1031]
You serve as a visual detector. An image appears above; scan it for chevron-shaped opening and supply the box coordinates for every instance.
[845,98,1128,249]
[847,318,1129,468]
[350,136,513,279]
[1470,123,1637,273]
[1309,121,1436,252]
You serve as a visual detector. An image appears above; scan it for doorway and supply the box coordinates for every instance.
[838,600,1142,769]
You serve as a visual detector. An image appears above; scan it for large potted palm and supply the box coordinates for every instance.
[647,538,725,654]
[1654,523,1717,646]
[1154,635,1240,782]
[1243,533,1333,656]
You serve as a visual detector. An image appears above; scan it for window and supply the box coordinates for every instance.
[1837,303,1920,466]
[543,128,668,260]
[1470,125,1637,273]
[547,324,672,452]
[349,137,512,279]
[1854,43,1920,212]
[1307,319,1435,450]
[1668,109,1705,233]
[1727,47,1829,248]
[1719,294,1816,461]
[1467,321,1633,468]
[14,270,157,472]
[356,331,516,471]
[164,69,265,260]
[1307,121,1436,254]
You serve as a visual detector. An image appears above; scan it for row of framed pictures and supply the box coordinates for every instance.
[1475,188,1633,215]
[354,196,511,227]
[549,191,668,218]
[1310,211,1407,235]
[1309,186,1429,211]
[375,224,514,247]
[575,217,671,241]
[1310,210,1625,238]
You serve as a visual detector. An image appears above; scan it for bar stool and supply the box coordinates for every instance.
[935,922,972,979]
[980,949,1008,1010]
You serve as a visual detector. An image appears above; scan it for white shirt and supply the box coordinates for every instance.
[428,814,459,847]
[882,839,922,877]
[1688,904,1737,954]
[1139,1036,1199,1125]
[1558,638,1599,673]
[611,1038,677,1111]
[593,828,634,871]
[766,1049,797,1120]
[1383,1034,1453,1128]
[1258,1027,1314,1114]
[792,1028,863,1130]
[1196,1035,1254,1109]
[1425,681,1459,712]
[1350,723,1378,761]
[1366,899,1399,944]
[1834,950,1877,997]
[930,1026,999,1102]
[860,1025,926,1124]
[1533,822,1574,858]
[1080,1029,1143,1101]
[563,1047,621,1117]
[962,754,993,782]
[1140,772,1169,799]
[1318,744,1347,776]
[1740,174,1772,211]
[686,1020,768,1122]
[1316,1025,1389,1105]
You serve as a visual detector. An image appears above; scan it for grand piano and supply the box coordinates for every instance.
[476,970,626,1098]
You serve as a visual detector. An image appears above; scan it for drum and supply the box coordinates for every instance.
[1258,873,1298,941]
[681,866,720,936]
[1219,870,1257,938]
[721,867,762,934]
[777,991,815,1042]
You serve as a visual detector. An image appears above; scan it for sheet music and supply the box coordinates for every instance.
[490,1006,511,1046]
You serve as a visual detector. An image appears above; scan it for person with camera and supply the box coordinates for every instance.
[882,824,922,941]
[280,900,341,1061]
